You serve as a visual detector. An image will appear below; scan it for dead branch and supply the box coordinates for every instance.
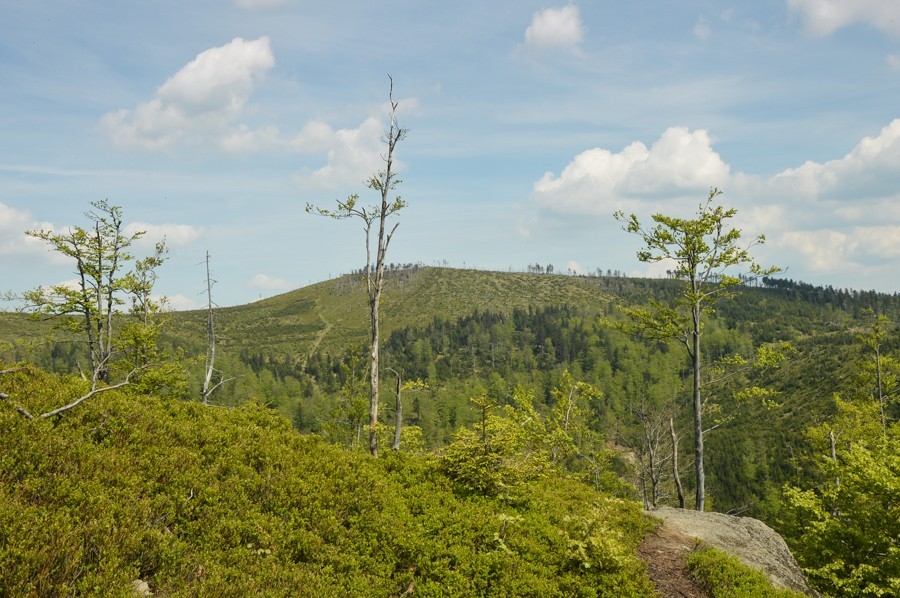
[40,365,148,419]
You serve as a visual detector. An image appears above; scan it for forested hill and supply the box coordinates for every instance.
[6,268,897,504]
[160,266,900,357]
[2,266,898,595]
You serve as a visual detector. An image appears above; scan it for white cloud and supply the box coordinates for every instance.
[531,119,900,289]
[0,203,58,258]
[164,293,200,311]
[769,118,900,200]
[249,273,290,290]
[220,125,281,153]
[532,127,729,215]
[100,37,275,151]
[888,54,900,70]
[859,225,900,258]
[125,222,205,248]
[788,0,900,36]
[294,117,385,189]
[522,5,585,54]
[779,229,856,272]
[566,260,584,274]
[290,99,417,189]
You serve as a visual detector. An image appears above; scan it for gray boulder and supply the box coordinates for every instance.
[651,506,819,596]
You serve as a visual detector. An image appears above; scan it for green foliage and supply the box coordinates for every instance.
[440,376,629,501]
[441,390,554,496]
[686,544,806,598]
[0,364,658,596]
[615,188,780,511]
[22,201,157,383]
[780,411,899,596]
[6,266,900,516]
[778,319,900,597]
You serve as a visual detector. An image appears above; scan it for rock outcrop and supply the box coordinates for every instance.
[649,506,819,596]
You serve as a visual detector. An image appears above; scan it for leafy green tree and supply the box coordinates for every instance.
[307,77,407,457]
[441,390,552,496]
[614,188,779,510]
[781,317,900,596]
[321,348,370,449]
[24,200,150,383]
[856,310,899,438]
[20,201,179,416]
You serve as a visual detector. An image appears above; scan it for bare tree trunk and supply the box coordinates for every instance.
[366,79,404,458]
[202,252,216,405]
[369,294,380,457]
[306,78,407,458]
[692,298,705,511]
[390,368,403,451]
[670,416,685,508]
[829,429,839,487]
[200,252,232,404]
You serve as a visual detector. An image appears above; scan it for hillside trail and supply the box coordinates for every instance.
[304,310,333,367]
[637,523,708,597]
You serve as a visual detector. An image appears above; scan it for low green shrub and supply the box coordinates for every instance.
[686,544,806,598]
[0,364,655,596]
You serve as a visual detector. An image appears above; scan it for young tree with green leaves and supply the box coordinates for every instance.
[780,315,898,597]
[24,200,155,384]
[21,200,172,416]
[307,77,408,457]
[614,188,779,511]
[856,310,899,438]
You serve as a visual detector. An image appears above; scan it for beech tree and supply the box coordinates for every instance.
[19,200,169,416]
[307,77,407,457]
[24,200,155,384]
[614,188,779,511]
[782,320,899,596]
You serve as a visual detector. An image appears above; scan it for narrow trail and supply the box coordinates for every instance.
[637,524,708,598]
[303,310,333,368]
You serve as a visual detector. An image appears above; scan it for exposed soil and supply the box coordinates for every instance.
[637,523,708,598]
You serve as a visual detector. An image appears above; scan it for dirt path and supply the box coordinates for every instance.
[303,310,333,367]
[637,524,708,598]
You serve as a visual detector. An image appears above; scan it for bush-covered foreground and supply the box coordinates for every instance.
[0,366,655,596]
[686,544,806,598]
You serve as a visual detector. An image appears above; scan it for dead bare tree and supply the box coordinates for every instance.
[387,367,427,451]
[200,252,231,404]
[670,415,686,508]
[307,76,408,457]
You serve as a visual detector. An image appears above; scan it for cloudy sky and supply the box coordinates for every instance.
[2,1,899,309]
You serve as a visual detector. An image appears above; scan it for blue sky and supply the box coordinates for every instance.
[2,0,899,309]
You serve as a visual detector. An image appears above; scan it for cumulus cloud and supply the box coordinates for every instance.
[531,119,900,289]
[532,127,729,215]
[165,293,200,311]
[290,97,419,189]
[522,5,585,54]
[789,0,900,36]
[0,203,59,259]
[769,119,900,200]
[100,37,275,151]
[249,273,290,290]
[291,117,388,189]
[125,222,205,248]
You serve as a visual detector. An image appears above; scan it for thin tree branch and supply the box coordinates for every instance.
[40,365,148,419]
